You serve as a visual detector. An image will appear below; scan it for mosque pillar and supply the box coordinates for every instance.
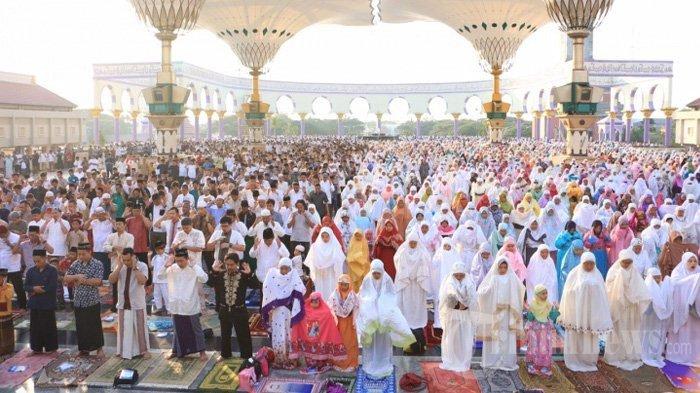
[265,113,273,136]
[608,111,617,142]
[218,111,226,138]
[148,120,153,141]
[624,110,633,142]
[376,112,383,133]
[642,108,653,144]
[113,109,122,143]
[131,111,140,142]
[662,107,676,147]
[299,112,308,137]
[545,109,557,141]
[415,113,423,137]
[236,111,243,138]
[514,111,523,138]
[90,108,101,145]
[205,109,215,140]
[337,112,345,136]
[192,108,201,140]
[532,111,543,139]
[451,112,461,137]
[179,122,184,141]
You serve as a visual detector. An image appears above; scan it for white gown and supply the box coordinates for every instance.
[641,272,673,368]
[305,227,345,300]
[439,266,477,372]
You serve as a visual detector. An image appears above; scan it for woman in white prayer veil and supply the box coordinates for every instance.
[304,227,345,300]
[603,249,651,370]
[476,256,525,371]
[641,219,664,265]
[641,267,673,368]
[572,195,597,233]
[394,232,431,354]
[470,242,494,289]
[459,201,478,225]
[453,220,486,270]
[526,244,558,303]
[439,262,477,372]
[595,199,615,228]
[357,260,415,378]
[431,237,461,329]
[558,251,613,372]
[626,238,653,277]
[540,202,565,249]
[666,252,700,367]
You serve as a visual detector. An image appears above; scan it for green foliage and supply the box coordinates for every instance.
[396,117,530,137]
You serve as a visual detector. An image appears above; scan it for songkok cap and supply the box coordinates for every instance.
[175,248,189,258]
[0,268,7,276]
[122,247,134,255]
[77,242,91,250]
[28,225,40,233]
[33,249,47,257]
[115,217,126,223]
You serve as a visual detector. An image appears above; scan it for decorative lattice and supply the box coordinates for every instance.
[130,0,205,33]
[471,36,521,70]
[544,0,615,32]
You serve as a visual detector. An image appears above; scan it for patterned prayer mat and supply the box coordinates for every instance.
[100,310,118,333]
[198,357,244,391]
[555,361,618,393]
[598,362,679,393]
[249,312,269,337]
[325,374,356,393]
[35,352,106,387]
[516,361,576,393]
[147,315,173,332]
[355,366,396,393]
[661,361,700,392]
[255,376,326,393]
[84,352,162,387]
[0,348,61,389]
[139,351,214,389]
[472,365,525,393]
[14,313,76,331]
[420,361,480,393]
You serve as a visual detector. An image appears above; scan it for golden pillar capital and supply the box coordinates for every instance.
[624,110,634,120]
[90,108,102,119]
[298,112,308,120]
[218,110,227,119]
[451,112,461,120]
[513,111,524,119]
[205,109,216,119]
[544,109,557,118]
[375,112,383,121]
[642,108,654,119]
[608,111,617,120]
[236,110,244,119]
[112,109,123,118]
[533,110,543,119]
[662,107,677,118]
[130,111,140,120]
[192,108,202,117]
[337,112,345,120]
[415,112,424,121]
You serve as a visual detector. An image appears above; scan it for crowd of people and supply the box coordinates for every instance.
[0,136,699,382]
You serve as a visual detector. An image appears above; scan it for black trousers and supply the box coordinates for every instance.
[219,306,252,359]
[74,303,105,352]
[7,272,26,309]
[409,328,426,354]
[30,309,58,352]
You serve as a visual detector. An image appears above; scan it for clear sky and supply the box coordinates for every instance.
[0,0,697,110]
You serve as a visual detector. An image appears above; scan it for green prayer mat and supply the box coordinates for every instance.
[517,361,576,393]
[84,353,162,386]
[139,351,214,389]
[198,358,244,391]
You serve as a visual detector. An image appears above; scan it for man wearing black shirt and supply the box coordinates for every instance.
[211,254,255,359]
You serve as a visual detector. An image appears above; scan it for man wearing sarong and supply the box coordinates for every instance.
[157,248,209,360]
[64,242,105,356]
[0,268,16,355]
[25,250,59,354]
[109,247,150,359]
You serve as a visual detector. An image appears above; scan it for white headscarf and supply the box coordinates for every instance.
[572,196,597,231]
[476,256,525,337]
[439,262,476,316]
[262,258,306,326]
[305,227,345,272]
[558,251,613,333]
[606,249,651,325]
[526,244,558,303]
[470,242,494,288]
[540,202,565,248]
[394,231,431,292]
[626,238,653,277]
[640,219,664,263]
[643,267,673,320]
[670,252,700,333]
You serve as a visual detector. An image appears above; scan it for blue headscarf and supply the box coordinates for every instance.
[558,239,584,300]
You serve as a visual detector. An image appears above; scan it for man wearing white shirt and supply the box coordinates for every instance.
[104,217,135,312]
[250,228,289,284]
[207,217,245,263]
[156,248,208,360]
[41,209,69,258]
[171,217,206,267]
[85,207,114,280]
[247,209,285,240]
[154,208,182,253]
[174,185,195,209]
[0,225,23,309]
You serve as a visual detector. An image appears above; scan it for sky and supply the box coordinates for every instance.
[0,0,697,110]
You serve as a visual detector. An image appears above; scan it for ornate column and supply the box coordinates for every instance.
[205,109,215,140]
[532,111,543,140]
[299,112,307,137]
[376,112,383,133]
[451,112,461,137]
[642,108,653,144]
[608,111,617,142]
[113,109,122,143]
[131,111,140,141]
[336,112,345,136]
[545,109,557,140]
[514,111,523,138]
[218,111,226,138]
[192,108,201,140]
[624,110,633,142]
[90,108,101,145]
[662,107,676,147]
[415,113,423,137]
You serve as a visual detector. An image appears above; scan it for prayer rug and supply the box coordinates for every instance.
[555,361,617,393]
[661,361,700,391]
[419,361,480,393]
[35,352,106,387]
[201,311,222,333]
[0,348,61,389]
[101,310,118,333]
[249,312,269,337]
[198,357,244,391]
[84,353,161,387]
[139,351,214,389]
[516,361,576,393]
[255,376,325,393]
[598,362,679,393]
[99,285,113,305]
[472,365,525,393]
[355,366,396,393]
[325,374,356,393]
[15,315,76,331]
[147,315,173,332]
